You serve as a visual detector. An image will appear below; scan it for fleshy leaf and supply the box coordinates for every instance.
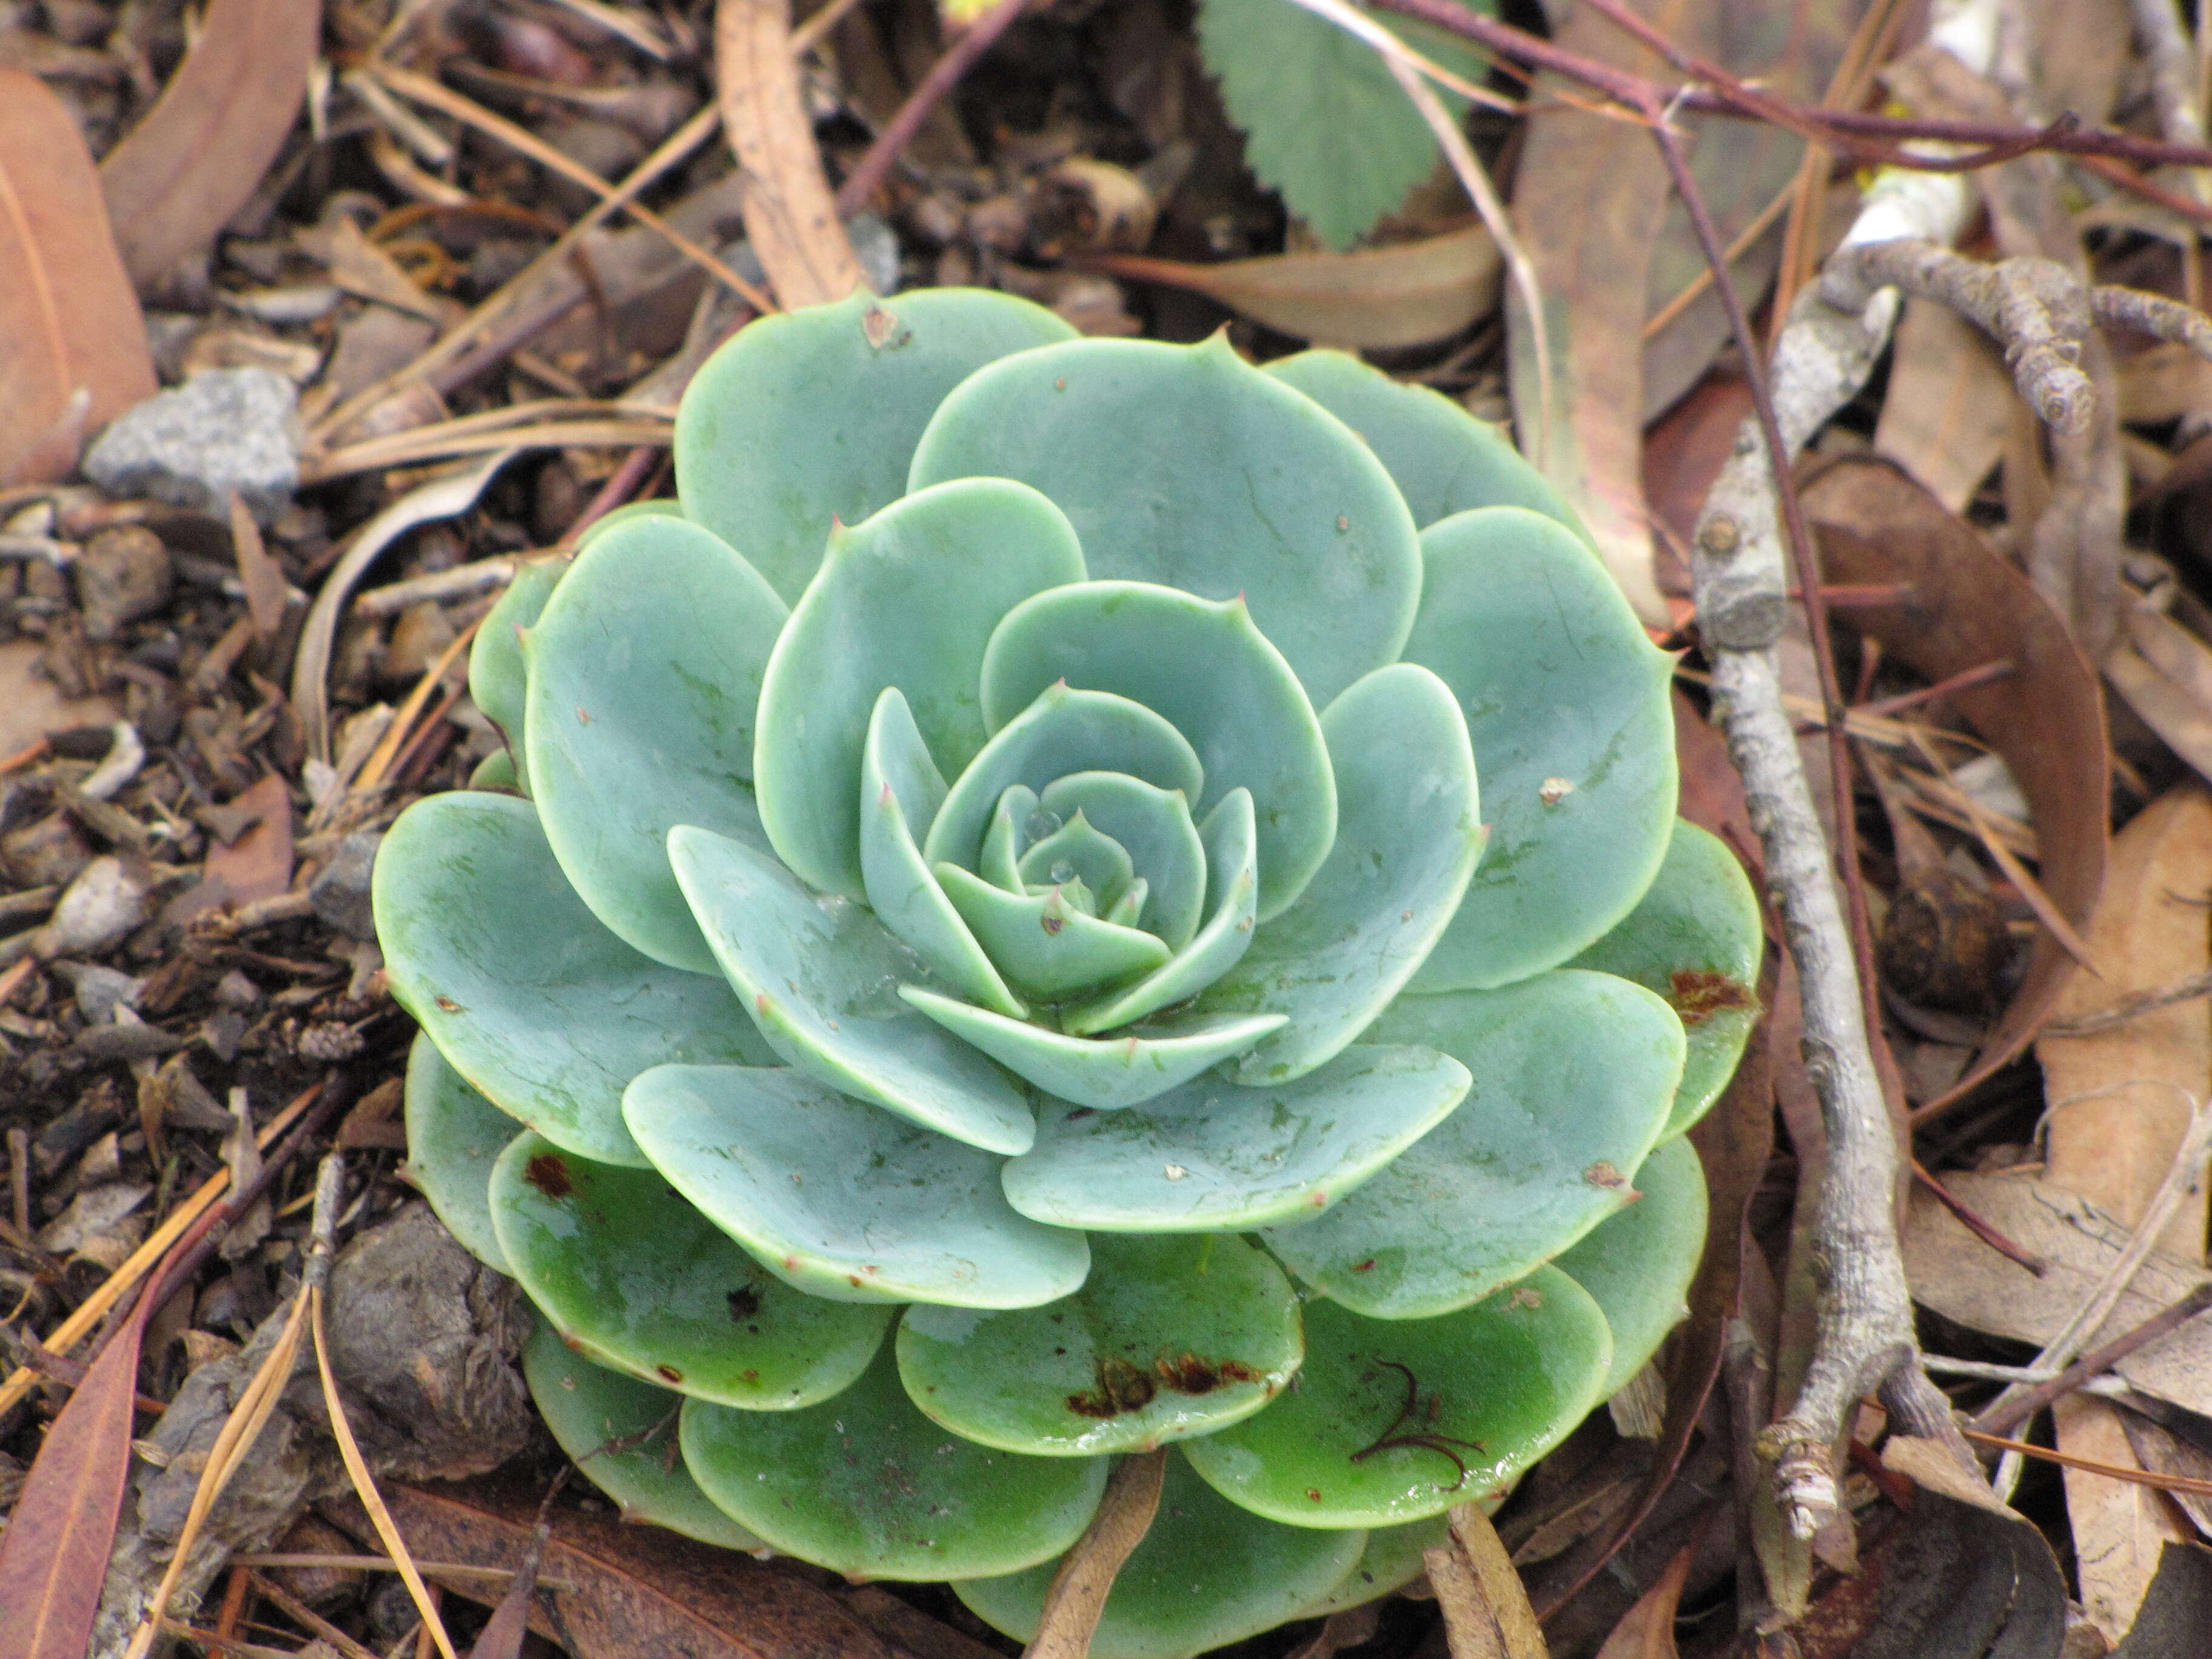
[525,513,787,971]
[1564,819,1762,1138]
[1405,508,1678,991]
[901,989,1284,1111]
[860,689,1024,1019]
[467,552,568,794]
[1301,1517,1449,1614]
[372,793,769,1168]
[521,1321,768,1550]
[924,685,1205,875]
[679,1344,1108,1580]
[1199,663,1481,1084]
[1267,971,1685,1318]
[753,478,1086,900]
[954,1451,1366,1659]
[625,1064,1090,1308]
[1003,1045,1470,1231]
[670,825,1035,1155]
[675,286,1078,603]
[980,784,1037,892]
[908,333,1421,708]
[1553,1134,1708,1396]
[1179,1273,1611,1526]
[490,1132,890,1406]
[981,581,1335,917]
[400,1031,516,1275]
[1038,774,1205,951]
[1264,350,1581,534]
[468,749,517,792]
[896,1234,1301,1455]
[571,497,686,550]
[931,866,1171,1002]
[1018,813,1135,908]
[1066,790,1259,1035]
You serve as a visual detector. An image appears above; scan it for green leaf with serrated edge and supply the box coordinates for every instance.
[1195,0,1495,251]
[467,553,568,796]
[1003,1045,1469,1232]
[625,1064,1089,1308]
[675,287,1077,604]
[669,825,1035,1155]
[1038,774,1205,953]
[897,1235,1301,1456]
[489,1133,891,1406]
[1199,663,1481,1085]
[1179,1272,1611,1527]
[679,1343,1108,1580]
[1067,791,1258,1036]
[467,749,517,792]
[1266,971,1683,1319]
[1300,1517,1449,1614]
[980,784,1035,891]
[1405,508,1678,992]
[754,479,1087,901]
[372,793,770,1168]
[954,1450,1366,1659]
[1564,819,1761,1139]
[521,1321,766,1550]
[1554,1134,1708,1397]
[982,582,1335,919]
[1019,813,1135,908]
[925,685,1205,876]
[401,1032,515,1274]
[860,690,1024,1019]
[931,866,1171,1003]
[525,514,787,973]
[1264,351,1582,535]
[910,334,1420,710]
[900,989,1285,1112]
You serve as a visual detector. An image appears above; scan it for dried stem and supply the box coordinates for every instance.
[836,0,1034,217]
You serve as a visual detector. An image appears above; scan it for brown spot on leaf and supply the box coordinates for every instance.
[656,1364,683,1384]
[523,1153,572,1199]
[728,1285,762,1320]
[1155,1353,1258,1395]
[1067,1356,1158,1418]
[1041,910,1064,936]
[1667,967,1754,1025]
[434,996,461,1012]
[1583,1161,1628,1190]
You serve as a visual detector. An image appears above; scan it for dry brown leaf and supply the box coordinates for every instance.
[1590,1537,1694,1659]
[0,640,120,758]
[1426,1504,1546,1659]
[97,0,318,291]
[1025,1450,1165,1659]
[2117,1407,2212,1540]
[1872,297,2013,512]
[0,66,155,486]
[2118,342,2212,426]
[2056,1394,2194,1641]
[1081,226,1500,350]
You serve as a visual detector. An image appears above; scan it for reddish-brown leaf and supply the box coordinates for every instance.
[1591,1536,1698,1659]
[1800,455,2110,1117]
[98,0,319,291]
[0,67,155,486]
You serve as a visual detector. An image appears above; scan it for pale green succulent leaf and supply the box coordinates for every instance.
[525,514,786,973]
[1179,1272,1610,1527]
[521,1322,768,1550]
[489,1131,891,1407]
[900,987,1284,1111]
[1037,774,1205,951]
[1301,1517,1450,1614]
[909,333,1420,709]
[1105,877,1148,928]
[932,865,1171,1004]
[467,749,517,793]
[671,824,1036,1155]
[1018,813,1136,910]
[1264,351,1582,535]
[467,552,568,796]
[897,1234,1301,1456]
[1200,663,1481,1084]
[754,478,1087,900]
[1066,790,1259,1036]
[1407,508,1678,991]
[1565,819,1762,1138]
[400,1032,515,1274]
[1003,1045,1469,1232]
[625,1064,1090,1309]
[676,287,1078,603]
[982,581,1335,918]
[955,1451,1366,1659]
[1554,1134,1708,1397]
[1267,971,1684,1318]
[679,1344,1109,1580]
[980,784,1037,893]
[571,496,686,550]
[372,793,769,1168]
[860,690,1025,1019]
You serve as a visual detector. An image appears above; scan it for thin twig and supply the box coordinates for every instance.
[836,0,1035,215]
[2045,967,2212,1036]
[1976,1282,2212,1438]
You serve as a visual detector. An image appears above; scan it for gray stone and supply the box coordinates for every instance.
[82,367,301,523]
[34,856,153,958]
[54,960,146,1024]
[74,526,172,640]
[309,831,380,939]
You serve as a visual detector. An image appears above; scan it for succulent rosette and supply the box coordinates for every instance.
[375,287,1761,1656]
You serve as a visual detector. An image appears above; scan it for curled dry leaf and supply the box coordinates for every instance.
[97,0,319,292]
[1080,224,1501,350]
[1800,455,2108,1117]
[0,66,155,486]
[714,0,861,307]
[1590,1535,1696,1659]
[2110,1542,2212,1657]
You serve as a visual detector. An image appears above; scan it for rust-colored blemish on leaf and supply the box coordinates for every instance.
[434,996,461,1011]
[1583,1161,1628,1190]
[1154,1353,1258,1395]
[523,1153,572,1199]
[1067,1356,1157,1418]
[727,1285,762,1320]
[656,1364,683,1384]
[1667,967,1755,1025]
